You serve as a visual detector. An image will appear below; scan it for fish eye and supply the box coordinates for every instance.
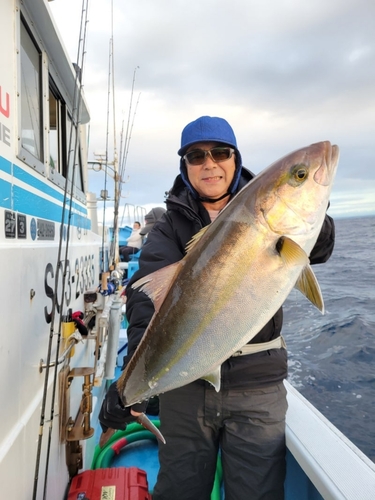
[290,164,308,184]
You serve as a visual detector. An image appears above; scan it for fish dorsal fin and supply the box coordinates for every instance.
[201,366,221,392]
[185,226,210,254]
[131,262,183,312]
[295,264,325,314]
[277,236,309,267]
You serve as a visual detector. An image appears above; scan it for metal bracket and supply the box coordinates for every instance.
[65,367,95,441]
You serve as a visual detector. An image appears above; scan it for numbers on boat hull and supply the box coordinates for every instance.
[44,254,95,323]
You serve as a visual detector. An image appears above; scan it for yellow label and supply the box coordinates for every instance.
[101,485,116,500]
[62,321,76,357]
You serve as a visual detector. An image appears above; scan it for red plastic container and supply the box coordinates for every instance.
[67,467,151,500]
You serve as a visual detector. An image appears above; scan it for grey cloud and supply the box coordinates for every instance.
[53,0,375,217]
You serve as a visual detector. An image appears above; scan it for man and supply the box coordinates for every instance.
[139,207,166,238]
[99,116,335,499]
[119,221,143,262]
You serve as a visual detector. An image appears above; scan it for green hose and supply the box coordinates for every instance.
[91,422,148,469]
[91,420,223,499]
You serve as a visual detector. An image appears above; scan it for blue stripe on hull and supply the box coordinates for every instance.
[13,164,87,215]
[0,156,12,174]
[0,178,12,209]
[0,155,90,228]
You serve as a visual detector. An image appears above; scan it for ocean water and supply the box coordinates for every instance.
[283,215,375,462]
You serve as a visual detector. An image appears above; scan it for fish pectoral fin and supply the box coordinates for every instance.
[132,262,183,312]
[277,236,309,267]
[185,226,210,254]
[201,366,221,392]
[278,236,324,313]
[295,264,325,314]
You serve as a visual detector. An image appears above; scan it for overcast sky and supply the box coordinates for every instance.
[50,0,375,224]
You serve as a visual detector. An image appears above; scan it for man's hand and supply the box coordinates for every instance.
[98,381,147,433]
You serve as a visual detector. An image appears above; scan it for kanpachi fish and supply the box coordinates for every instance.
[117,141,339,407]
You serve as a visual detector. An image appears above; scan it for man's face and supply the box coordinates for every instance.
[185,142,236,200]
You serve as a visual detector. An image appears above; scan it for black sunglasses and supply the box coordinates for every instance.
[183,147,235,166]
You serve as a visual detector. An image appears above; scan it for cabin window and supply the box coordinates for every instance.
[49,78,84,194]
[20,19,43,162]
[49,78,67,175]
[19,13,85,200]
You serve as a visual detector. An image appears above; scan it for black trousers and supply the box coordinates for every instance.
[119,246,139,262]
[152,380,287,500]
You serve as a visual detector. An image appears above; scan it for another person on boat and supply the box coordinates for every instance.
[119,221,143,262]
[139,207,166,239]
[99,116,335,500]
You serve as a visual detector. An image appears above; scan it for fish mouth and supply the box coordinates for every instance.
[313,142,339,187]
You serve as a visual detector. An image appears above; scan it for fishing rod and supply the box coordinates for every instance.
[118,68,141,227]
[98,0,124,269]
[119,90,141,198]
[119,66,140,179]
[100,37,113,273]
[110,0,120,266]
[42,2,89,494]
[32,1,90,499]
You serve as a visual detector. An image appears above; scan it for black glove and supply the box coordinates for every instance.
[98,381,147,432]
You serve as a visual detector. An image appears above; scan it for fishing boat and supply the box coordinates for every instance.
[1,1,375,499]
[0,0,117,498]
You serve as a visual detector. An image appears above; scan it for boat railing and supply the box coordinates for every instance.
[285,380,375,499]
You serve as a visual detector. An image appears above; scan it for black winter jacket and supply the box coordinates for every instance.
[124,168,335,389]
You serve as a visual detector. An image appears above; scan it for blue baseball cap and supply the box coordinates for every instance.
[178,116,243,197]
[178,116,238,156]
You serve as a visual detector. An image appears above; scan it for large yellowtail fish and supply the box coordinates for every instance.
[118,141,339,407]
